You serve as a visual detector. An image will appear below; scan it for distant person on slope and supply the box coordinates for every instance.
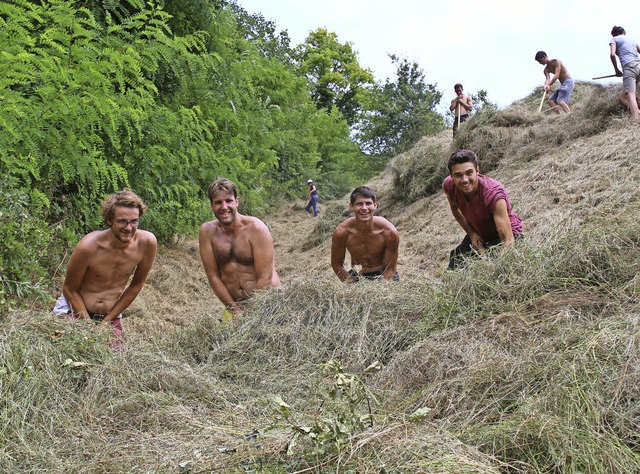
[53,189,158,348]
[199,178,281,316]
[609,26,640,118]
[443,150,523,270]
[305,179,319,217]
[535,51,574,114]
[331,186,400,282]
[449,83,473,137]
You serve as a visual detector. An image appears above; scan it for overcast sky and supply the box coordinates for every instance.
[237,0,636,111]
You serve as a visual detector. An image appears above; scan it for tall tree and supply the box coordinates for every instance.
[356,55,443,158]
[293,28,374,126]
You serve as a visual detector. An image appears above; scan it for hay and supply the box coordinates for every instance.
[6,76,640,473]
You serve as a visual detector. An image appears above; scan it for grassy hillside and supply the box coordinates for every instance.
[2,82,640,473]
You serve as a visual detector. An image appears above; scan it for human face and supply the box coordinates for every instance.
[211,191,239,226]
[450,162,480,198]
[454,86,463,96]
[108,206,140,243]
[536,57,548,66]
[349,195,378,222]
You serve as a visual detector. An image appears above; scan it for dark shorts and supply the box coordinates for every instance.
[452,114,469,136]
[348,268,400,282]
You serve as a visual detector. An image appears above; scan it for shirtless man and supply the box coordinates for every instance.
[449,83,473,137]
[199,178,280,314]
[53,189,158,343]
[331,186,400,282]
[535,51,574,114]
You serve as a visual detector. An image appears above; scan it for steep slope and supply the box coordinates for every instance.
[4,81,640,473]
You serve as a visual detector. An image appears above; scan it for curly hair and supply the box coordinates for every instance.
[100,188,147,224]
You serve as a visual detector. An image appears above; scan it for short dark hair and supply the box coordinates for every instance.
[208,178,238,202]
[611,26,625,36]
[534,51,547,61]
[447,149,479,173]
[350,186,377,204]
[454,83,463,90]
[101,188,147,224]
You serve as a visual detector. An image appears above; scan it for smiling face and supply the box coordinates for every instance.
[108,205,141,243]
[210,190,239,226]
[349,194,378,222]
[450,162,480,198]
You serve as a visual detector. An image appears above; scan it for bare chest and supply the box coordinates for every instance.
[213,233,254,266]
[346,231,385,260]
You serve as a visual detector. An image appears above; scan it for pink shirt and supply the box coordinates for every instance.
[443,174,523,241]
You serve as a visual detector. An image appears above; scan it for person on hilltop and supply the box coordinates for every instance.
[305,179,319,217]
[331,186,400,282]
[535,51,574,114]
[199,178,281,317]
[53,189,158,348]
[443,149,523,270]
[609,26,640,118]
[449,83,473,137]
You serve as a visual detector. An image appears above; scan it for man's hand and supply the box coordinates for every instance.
[470,232,485,250]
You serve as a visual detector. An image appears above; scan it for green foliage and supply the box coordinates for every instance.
[0,182,53,314]
[294,28,375,126]
[356,54,444,159]
[272,359,380,460]
[0,0,382,303]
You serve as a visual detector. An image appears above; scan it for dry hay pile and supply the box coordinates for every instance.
[5,80,640,473]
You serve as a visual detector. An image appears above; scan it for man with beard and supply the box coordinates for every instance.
[199,178,281,315]
[331,186,400,282]
[53,189,157,347]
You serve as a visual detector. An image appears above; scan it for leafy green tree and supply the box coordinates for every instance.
[472,89,497,112]
[356,55,444,159]
[294,28,374,126]
[230,2,293,64]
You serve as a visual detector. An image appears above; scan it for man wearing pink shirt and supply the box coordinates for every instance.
[442,149,523,270]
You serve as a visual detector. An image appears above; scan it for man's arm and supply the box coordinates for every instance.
[543,65,553,91]
[492,199,515,247]
[444,190,485,249]
[460,94,473,113]
[449,97,458,112]
[250,221,277,291]
[331,225,354,282]
[100,232,158,325]
[62,236,95,321]
[610,43,623,76]
[198,223,241,313]
[382,226,400,281]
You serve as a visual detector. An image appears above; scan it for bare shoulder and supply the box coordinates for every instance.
[333,217,356,236]
[73,230,105,253]
[199,219,219,236]
[135,229,157,247]
[374,216,398,233]
[242,215,271,233]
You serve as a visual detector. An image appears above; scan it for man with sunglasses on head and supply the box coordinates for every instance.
[53,189,157,347]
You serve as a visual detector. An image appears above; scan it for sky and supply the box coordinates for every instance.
[237,0,636,112]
